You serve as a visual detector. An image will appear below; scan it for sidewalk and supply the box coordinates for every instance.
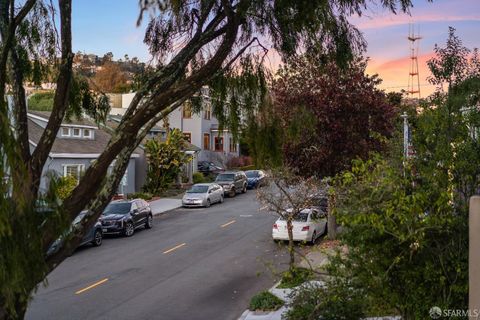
[149,198,182,216]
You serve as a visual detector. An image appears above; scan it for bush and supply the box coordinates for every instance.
[226,155,253,169]
[127,192,153,200]
[28,91,55,111]
[193,172,206,184]
[277,267,313,289]
[284,279,366,320]
[57,175,77,200]
[249,291,284,311]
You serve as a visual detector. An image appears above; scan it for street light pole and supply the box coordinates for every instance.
[400,112,409,158]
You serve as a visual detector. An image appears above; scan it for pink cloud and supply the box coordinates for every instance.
[366,52,437,96]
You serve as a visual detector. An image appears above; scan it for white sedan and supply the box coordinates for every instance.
[272,208,327,244]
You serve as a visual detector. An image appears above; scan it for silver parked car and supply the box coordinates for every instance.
[182,183,224,208]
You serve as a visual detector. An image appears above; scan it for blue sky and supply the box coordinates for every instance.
[71,0,480,95]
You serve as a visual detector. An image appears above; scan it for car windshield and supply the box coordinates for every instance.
[103,202,131,215]
[216,174,234,181]
[187,185,209,193]
[245,171,259,178]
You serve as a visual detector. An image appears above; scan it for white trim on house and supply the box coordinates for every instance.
[50,153,140,158]
[61,127,71,137]
[27,113,98,129]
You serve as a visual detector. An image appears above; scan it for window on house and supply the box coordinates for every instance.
[72,128,81,137]
[183,132,192,143]
[182,102,192,118]
[229,138,237,153]
[61,127,70,137]
[204,105,211,120]
[203,133,210,150]
[214,136,224,151]
[63,164,84,181]
[83,129,91,138]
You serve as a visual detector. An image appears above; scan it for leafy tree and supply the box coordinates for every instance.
[256,169,324,271]
[0,0,429,318]
[285,29,480,320]
[92,61,129,93]
[271,53,396,238]
[143,128,191,194]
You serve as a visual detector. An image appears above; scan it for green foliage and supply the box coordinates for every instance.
[56,175,78,201]
[127,192,153,201]
[277,267,313,289]
[143,129,191,194]
[249,291,284,311]
[28,91,54,111]
[192,172,206,184]
[284,280,366,320]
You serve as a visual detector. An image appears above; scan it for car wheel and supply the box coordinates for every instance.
[229,188,236,197]
[310,231,317,245]
[242,184,247,193]
[92,229,103,247]
[206,199,211,208]
[145,214,153,229]
[124,222,134,237]
[219,195,224,203]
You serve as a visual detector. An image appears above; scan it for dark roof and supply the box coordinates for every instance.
[27,114,140,156]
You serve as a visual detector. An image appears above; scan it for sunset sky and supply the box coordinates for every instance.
[72,0,480,97]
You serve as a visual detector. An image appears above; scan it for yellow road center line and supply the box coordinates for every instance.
[163,242,186,254]
[75,278,109,295]
[221,220,236,228]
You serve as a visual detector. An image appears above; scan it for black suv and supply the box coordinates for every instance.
[100,199,153,237]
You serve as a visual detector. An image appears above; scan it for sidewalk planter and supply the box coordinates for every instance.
[238,280,325,320]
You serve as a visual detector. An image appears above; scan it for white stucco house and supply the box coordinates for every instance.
[110,91,240,166]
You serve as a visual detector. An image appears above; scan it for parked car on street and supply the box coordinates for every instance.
[245,170,267,189]
[100,199,153,237]
[182,183,224,208]
[197,161,224,175]
[47,210,103,256]
[272,208,327,244]
[215,171,247,197]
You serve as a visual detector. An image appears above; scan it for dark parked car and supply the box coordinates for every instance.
[245,170,267,189]
[215,171,247,197]
[47,210,103,256]
[100,199,153,237]
[197,161,224,175]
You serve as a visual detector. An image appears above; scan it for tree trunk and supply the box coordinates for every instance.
[327,191,337,240]
[287,218,295,270]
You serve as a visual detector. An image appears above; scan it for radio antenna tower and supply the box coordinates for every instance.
[407,23,421,99]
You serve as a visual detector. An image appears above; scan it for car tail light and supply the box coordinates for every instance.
[273,223,278,229]
[301,226,310,231]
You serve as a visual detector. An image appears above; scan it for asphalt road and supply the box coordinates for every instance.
[26,192,289,320]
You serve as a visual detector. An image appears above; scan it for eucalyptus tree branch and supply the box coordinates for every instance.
[46,98,186,270]
[13,0,36,26]
[30,0,73,193]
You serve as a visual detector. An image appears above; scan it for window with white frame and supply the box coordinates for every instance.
[83,129,91,138]
[63,164,84,181]
[61,127,70,137]
[72,128,81,137]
